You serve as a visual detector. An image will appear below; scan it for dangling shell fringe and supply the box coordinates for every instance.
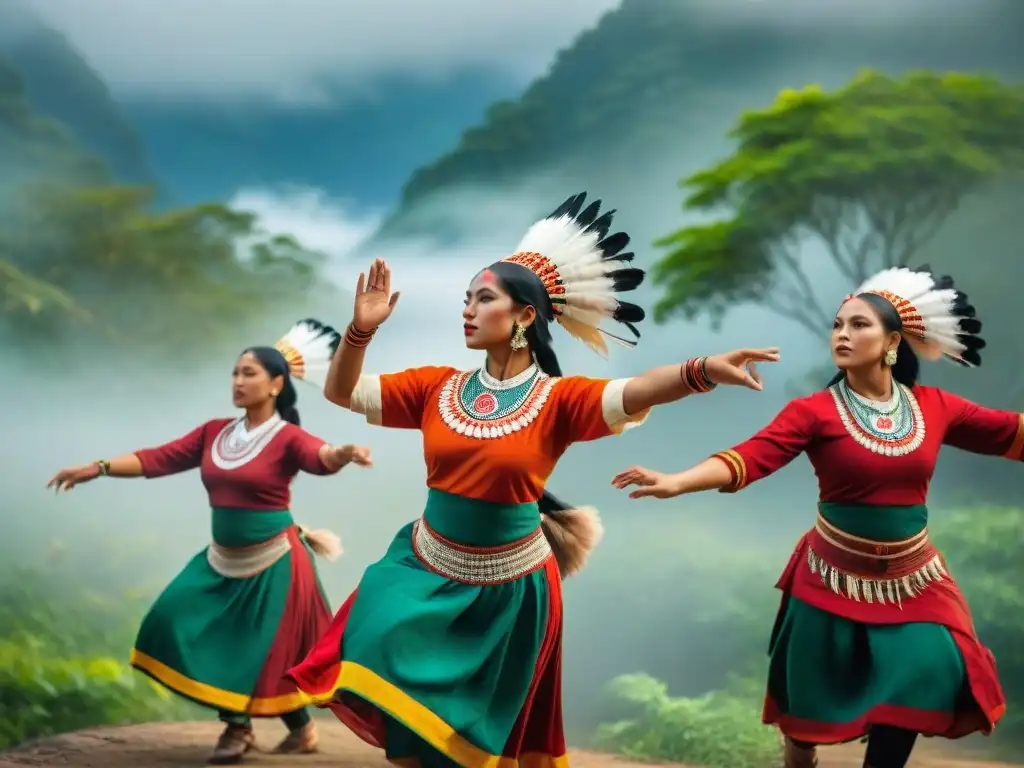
[806,548,946,610]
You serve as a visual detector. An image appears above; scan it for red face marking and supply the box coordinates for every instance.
[479,269,496,284]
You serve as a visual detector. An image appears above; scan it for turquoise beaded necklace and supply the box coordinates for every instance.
[458,365,540,421]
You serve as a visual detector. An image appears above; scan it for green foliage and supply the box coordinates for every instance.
[589,506,1024,765]
[652,70,1024,334]
[0,258,88,319]
[1,53,332,356]
[933,506,1024,740]
[0,642,188,749]
[593,673,781,768]
[0,563,194,750]
[0,182,330,355]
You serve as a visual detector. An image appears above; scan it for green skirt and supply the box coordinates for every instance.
[130,507,332,716]
[287,490,568,768]
[763,503,1002,743]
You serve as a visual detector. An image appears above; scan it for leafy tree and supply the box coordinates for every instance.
[0,258,87,320]
[651,70,1024,335]
[0,183,329,354]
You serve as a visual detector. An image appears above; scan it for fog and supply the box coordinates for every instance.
[3,3,1023,738]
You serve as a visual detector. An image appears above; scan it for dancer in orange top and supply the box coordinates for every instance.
[287,192,782,768]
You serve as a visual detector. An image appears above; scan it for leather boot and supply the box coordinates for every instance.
[207,725,255,765]
[273,720,320,754]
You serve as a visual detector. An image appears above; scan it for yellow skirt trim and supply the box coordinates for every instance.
[303,661,570,768]
[129,648,307,716]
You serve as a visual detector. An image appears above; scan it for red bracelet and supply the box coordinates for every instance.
[344,323,376,348]
[681,357,716,393]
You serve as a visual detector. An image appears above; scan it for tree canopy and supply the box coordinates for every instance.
[0,183,327,355]
[651,70,1024,334]
[2,54,329,358]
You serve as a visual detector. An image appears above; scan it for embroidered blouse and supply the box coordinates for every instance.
[134,416,336,509]
[348,365,648,504]
[711,384,1024,505]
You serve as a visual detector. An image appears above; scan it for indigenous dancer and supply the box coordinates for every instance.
[287,192,781,768]
[612,266,1020,768]
[47,319,373,765]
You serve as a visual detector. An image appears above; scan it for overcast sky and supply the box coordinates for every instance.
[19,0,991,106]
[20,0,619,104]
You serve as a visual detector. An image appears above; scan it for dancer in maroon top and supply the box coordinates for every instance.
[48,319,373,765]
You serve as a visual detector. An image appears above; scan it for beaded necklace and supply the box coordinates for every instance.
[211,413,287,469]
[438,364,555,439]
[829,378,925,457]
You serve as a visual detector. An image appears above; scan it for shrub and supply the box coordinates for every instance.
[593,672,781,768]
[0,562,195,749]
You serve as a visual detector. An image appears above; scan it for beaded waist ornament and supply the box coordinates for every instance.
[806,514,945,608]
[412,518,552,585]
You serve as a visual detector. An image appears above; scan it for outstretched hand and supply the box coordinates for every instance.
[705,347,780,391]
[337,444,373,468]
[611,466,684,499]
[353,258,401,331]
[46,464,101,493]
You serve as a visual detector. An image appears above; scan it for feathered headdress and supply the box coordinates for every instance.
[273,318,342,386]
[502,192,645,357]
[849,265,985,367]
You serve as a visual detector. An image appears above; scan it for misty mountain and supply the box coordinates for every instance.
[0,4,524,208]
[0,5,156,188]
[0,56,105,191]
[121,73,524,208]
[375,0,1024,242]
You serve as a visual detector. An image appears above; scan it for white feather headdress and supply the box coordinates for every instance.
[502,192,645,357]
[273,318,342,387]
[849,265,985,367]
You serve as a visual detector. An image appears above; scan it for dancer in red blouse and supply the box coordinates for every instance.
[613,266,1023,768]
[48,319,373,765]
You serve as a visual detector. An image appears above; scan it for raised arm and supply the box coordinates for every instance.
[939,389,1024,460]
[621,349,780,415]
[612,398,814,499]
[325,258,401,408]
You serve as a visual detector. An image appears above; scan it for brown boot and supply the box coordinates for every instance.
[273,720,320,754]
[783,736,818,768]
[207,725,255,765]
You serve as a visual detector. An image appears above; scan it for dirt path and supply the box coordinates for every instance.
[0,721,1018,767]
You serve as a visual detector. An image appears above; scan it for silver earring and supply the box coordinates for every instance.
[883,349,898,366]
[510,323,528,350]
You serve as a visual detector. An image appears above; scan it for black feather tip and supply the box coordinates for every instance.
[547,192,648,341]
[295,317,342,355]
[908,265,986,367]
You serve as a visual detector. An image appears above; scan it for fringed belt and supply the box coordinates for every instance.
[411,518,552,585]
[807,513,946,608]
[207,531,292,579]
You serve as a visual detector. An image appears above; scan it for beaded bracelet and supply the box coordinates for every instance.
[344,323,377,349]
[681,356,717,393]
